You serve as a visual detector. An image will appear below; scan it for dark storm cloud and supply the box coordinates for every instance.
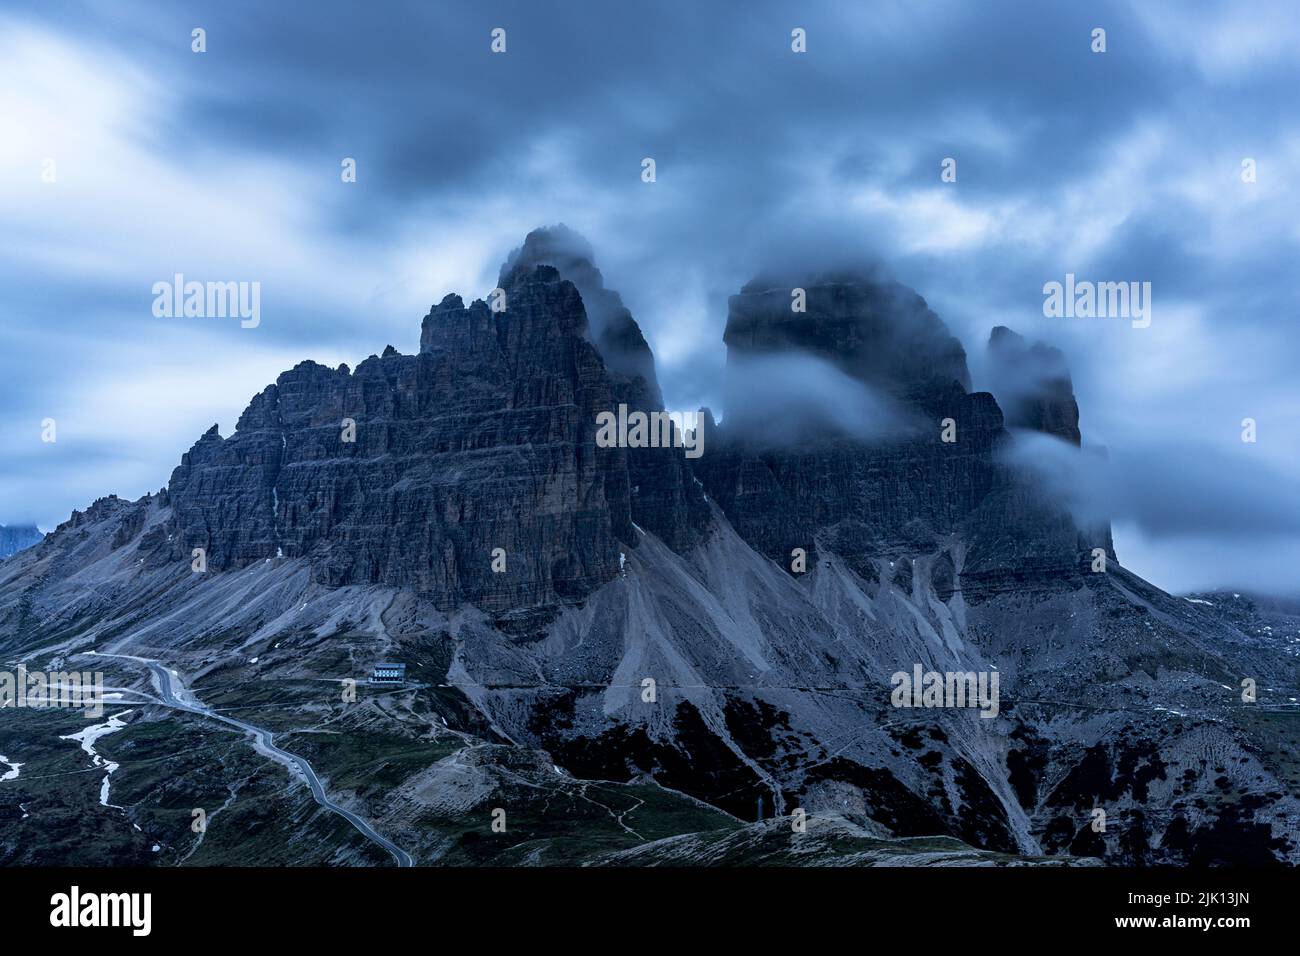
[3,0,1298,594]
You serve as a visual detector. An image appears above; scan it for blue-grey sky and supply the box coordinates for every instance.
[2,0,1297,594]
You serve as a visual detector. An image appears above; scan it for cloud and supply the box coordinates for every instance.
[722,353,915,444]
[3,0,1298,596]
[1003,430,1300,541]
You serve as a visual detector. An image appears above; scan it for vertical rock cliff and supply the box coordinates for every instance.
[696,274,1108,596]
[167,239,707,617]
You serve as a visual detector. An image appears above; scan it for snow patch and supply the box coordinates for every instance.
[0,754,22,782]
[59,710,134,810]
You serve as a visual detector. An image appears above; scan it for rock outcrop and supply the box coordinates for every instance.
[0,523,42,560]
[497,226,709,552]
[167,242,706,617]
[169,265,628,614]
[985,326,1082,446]
[723,272,972,421]
[696,274,1106,596]
[498,224,661,403]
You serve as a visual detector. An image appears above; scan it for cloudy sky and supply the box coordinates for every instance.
[2,0,1297,594]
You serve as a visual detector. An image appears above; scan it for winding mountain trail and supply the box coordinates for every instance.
[80,651,414,867]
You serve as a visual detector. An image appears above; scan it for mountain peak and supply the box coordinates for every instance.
[985,326,1081,446]
[498,224,595,283]
[499,226,661,403]
[724,272,972,416]
[0,522,43,560]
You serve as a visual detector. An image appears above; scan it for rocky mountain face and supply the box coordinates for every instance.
[497,226,709,554]
[1,229,1295,867]
[167,266,618,614]
[164,254,704,620]
[724,273,973,411]
[499,224,662,403]
[695,278,1110,600]
[985,326,1082,446]
[0,524,42,561]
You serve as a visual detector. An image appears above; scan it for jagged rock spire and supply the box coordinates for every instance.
[499,225,662,405]
[985,326,1082,446]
